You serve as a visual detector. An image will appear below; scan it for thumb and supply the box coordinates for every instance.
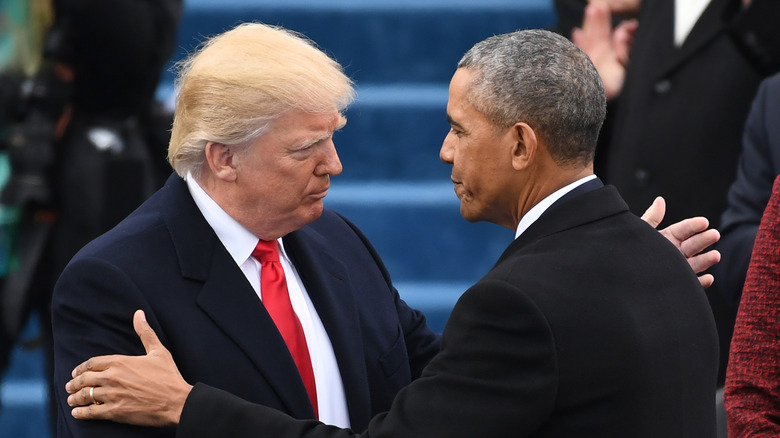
[641,196,666,229]
[133,310,163,355]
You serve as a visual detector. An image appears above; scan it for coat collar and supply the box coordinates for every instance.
[498,184,629,266]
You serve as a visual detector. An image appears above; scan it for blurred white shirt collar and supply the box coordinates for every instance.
[675,0,712,47]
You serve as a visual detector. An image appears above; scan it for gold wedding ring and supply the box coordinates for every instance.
[89,386,102,405]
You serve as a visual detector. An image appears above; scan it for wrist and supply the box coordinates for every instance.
[169,383,193,426]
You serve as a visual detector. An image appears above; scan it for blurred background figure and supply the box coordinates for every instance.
[725,173,780,437]
[556,0,780,387]
[0,0,54,385]
[715,71,780,312]
[719,67,780,438]
[0,0,181,435]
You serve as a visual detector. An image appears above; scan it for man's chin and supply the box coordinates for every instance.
[303,201,325,222]
[459,204,479,223]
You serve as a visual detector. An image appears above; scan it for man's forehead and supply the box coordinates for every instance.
[275,108,342,127]
[267,110,344,144]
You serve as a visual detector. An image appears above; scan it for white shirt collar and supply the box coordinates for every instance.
[515,174,597,239]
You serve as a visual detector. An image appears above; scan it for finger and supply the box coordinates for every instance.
[698,273,715,290]
[133,310,163,354]
[613,19,638,66]
[72,403,111,421]
[67,369,105,394]
[664,217,711,243]
[680,229,721,259]
[72,355,114,379]
[582,1,613,41]
[68,385,99,408]
[687,249,722,275]
[641,196,666,229]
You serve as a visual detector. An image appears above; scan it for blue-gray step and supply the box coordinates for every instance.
[337,84,450,181]
[325,181,513,281]
[0,315,51,438]
[166,0,557,85]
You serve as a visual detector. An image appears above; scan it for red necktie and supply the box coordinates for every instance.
[253,240,318,417]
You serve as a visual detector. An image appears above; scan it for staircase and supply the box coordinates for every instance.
[0,1,556,435]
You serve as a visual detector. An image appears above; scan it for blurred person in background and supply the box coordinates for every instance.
[724,173,780,437]
[564,0,780,386]
[0,0,181,432]
[714,71,780,310]
[0,0,54,383]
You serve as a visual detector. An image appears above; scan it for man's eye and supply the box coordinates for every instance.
[296,142,316,152]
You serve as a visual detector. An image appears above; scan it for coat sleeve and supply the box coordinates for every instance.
[333,211,441,379]
[176,280,558,438]
[52,256,175,438]
[725,174,780,437]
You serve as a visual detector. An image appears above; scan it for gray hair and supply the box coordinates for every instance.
[458,29,606,166]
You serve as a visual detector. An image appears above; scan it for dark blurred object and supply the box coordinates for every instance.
[0,65,71,208]
[0,0,182,431]
[552,0,587,38]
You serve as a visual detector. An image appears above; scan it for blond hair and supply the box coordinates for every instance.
[167,22,355,180]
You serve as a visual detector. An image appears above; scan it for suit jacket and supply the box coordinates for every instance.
[51,174,440,438]
[724,174,780,437]
[715,72,780,308]
[175,183,720,438]
[602,0,780,228]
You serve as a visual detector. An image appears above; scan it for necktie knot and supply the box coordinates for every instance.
[253,240,279,263]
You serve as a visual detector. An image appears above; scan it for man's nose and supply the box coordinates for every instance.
[440,135,454,164]
[319,140,343,176]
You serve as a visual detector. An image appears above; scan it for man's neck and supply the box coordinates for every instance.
[514,165,594,225]
[514,174,597,239]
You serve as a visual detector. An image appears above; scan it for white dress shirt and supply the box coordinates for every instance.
[675,0,712,47]
[185,174,350,427]
[515,175,598,239]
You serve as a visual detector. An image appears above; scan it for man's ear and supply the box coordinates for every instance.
[205,141,237,182]
[511,122,537,171]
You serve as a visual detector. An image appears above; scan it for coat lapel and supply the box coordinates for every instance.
[284,225,372,428]
[195,254,317,418]
[161,174,316,418]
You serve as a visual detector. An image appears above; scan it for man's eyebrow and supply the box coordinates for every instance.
[293,114,348,148]
[446,114,464,129]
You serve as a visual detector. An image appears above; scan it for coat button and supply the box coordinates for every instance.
[634,169,650,188]
[654,79,672,94]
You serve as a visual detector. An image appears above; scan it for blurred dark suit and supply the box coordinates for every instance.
[715,72,780,308]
